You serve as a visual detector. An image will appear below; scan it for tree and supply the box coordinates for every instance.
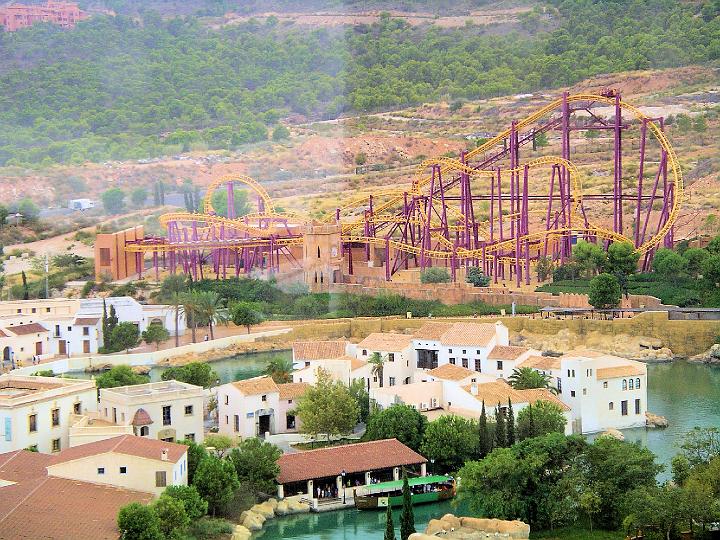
[683,247,709,278]
[142,323,169,350]
[708,234,720,255]
[420,268,451,284]
[295,370,359,441]
[272,124,290,141]
[192,455,240,516]
[355,152,367,166]
[230,301,265,334]
[261,356,292,384]
[368,352,386,388]
[702,254,720,286]
[163,485,207,521]
[196,290,228,340]
[153,494,189,539]
[588,273,621,309]
[159,274,187,347]
[517,400,566,440]
[465,266,490,287]
[679,426,720,467]
[96,365,149,389]
[177,439,207,485]
[478,401,490,458]
[228,437,282,495]
[130,187,148,207]
[210,188,250,218]
[102,188,126,215]
[203,434,234,458]
[579,490,601,532]
[349,378,371,424]
[421,415,478,473]
[117,502,163,540]
[535,256,553,282]
[606,241,639,279]
[181,290,205,343]
[653,248,687,279]
[494,403,506,449]
[110,321,140,353]
[506,398,515,447]
[21,270,29,300]
[384,505,396,540]
[508,367,556,392]
[399,471,415,540]
[572,240,607,277]
[161,362,218,388]
[17,198,40,220]
[534,132,549,148]
[364,404,427,452]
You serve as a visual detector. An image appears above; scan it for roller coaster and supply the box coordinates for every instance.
[125,91,682,287]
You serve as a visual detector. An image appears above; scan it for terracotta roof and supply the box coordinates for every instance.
[0,476,152,540]
[437,322,499,347]
[293,340,348,360]
[358,333,413,352]
[515,388,571,411]
[427,363,478,381]
[517,355,562,371]
[278,382,310,400]
[231,376,279,396]
[0,329,7,338]
[463,380,523,406]
[131,408,153,426]
[596,364,646,379]
[49,435,187,466]
[7,322,47,336]
[74,317,100,326]
[0,450,53,483]
[488,345,529,360]
[278,439,426,484]
[349,357,367,371]
[413,322,454,340]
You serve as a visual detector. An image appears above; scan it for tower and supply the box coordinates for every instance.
[303,223,343,292]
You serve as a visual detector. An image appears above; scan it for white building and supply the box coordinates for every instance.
[45,434,188,496]
[217,376,309,440]
[291,340,370,386]
[68,198,95,211]
[99,380,205,443]
[0,374,98,454]
[356,332,415,387]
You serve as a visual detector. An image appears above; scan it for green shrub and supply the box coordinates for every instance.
[420,267,451,284]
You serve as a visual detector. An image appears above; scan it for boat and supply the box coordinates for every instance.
[353,475,455,510]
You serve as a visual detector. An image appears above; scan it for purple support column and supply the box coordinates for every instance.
[614,94,623,234]
[523,166,531,285]
[634,119,647,247]
[385,239,391,281]
[227,181,235,220]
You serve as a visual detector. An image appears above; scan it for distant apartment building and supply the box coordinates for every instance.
[0,1,88,32]
[99,380,205,444]
[0,374,97,453]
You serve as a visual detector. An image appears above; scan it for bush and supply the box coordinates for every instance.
[466,266,490,287]
[420,267,451,284]
[188,517,233,540]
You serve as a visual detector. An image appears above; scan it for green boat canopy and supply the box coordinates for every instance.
[357,475,452,494]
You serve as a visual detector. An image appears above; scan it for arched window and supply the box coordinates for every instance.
[622,379,627,391]
[636,378,641,389]
[317,246,321,259]
[140,426,149,437]
[628,379,634,390]
[320,272,324,284]
[314,272,318,283]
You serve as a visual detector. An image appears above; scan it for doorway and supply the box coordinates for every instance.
[59,341,66,355]
[83,340,90,354]
[258,414,271,436]
[35,342,42,356]
[3,347,11,363]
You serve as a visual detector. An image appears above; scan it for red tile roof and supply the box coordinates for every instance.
[7,322,47,336]
[414,322,499,347]
[0,329,8,338]
[278,439,426,484]
[49,435,186,465]
[293,340,348,360]
[427,363,477,381]
[278,382,310,400]
[231,376,279,396]
[74,317,100,326]
[488,345,529,360]
[131,408,153,426]
[0,450,53,482]
[357,333,414,352]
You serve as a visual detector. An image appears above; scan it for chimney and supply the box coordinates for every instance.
[470,383,478,396]
[161,449,169,461]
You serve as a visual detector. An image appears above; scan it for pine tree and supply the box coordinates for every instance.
[385,505,396,540]
[478,400,490,458]
[399,470,415,540]
[506,398,515,447]
[494,402,506,449]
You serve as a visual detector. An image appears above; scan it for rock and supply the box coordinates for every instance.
[240,510,265,531]
[265,498,278,510]
[639,337,662,349]
[441,514,462,530]
[286,499,310,514]
[461,517,530,538]
[275,500,290,515]
[601,428,625,441]
[231,524,252,540]
[250,501,275,519]
[131,365,151,375]
[425,518,451,535]
[85,363,112,373]
[646,411,669,428]
[711,344,720,359]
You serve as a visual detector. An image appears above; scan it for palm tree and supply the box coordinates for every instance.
[508,366,558,394]
[264,356,293,383]
[369,352,386,388]
[196,290,228,340]
[158,274,187,347]
[180,289,205,343]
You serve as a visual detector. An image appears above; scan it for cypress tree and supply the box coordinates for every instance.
[506,398,515,447]
[478,400,490,458]
[21,271,29,300]
[385,505,396,540]
[153,182,160,206]
[399,470,415,540]
[494,402,506,449]
[101,299,109,349]
[527,403,536,439]
[159,181,165,205]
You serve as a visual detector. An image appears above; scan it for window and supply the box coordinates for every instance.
[622,379,627,391]
[583,388,587,395]
[140,426,149,436]
[628,379,634,390]
[155,471,167,488]
[261,395,267,402]
[586,369,592,376]
[389,377,396,386]
[462,350,466,354]
[474,359,481,372]
[603,381,608,389]
[496,360,503,371]
[608,402,614,411]
[304,361,310,367]
[476,350,481,354]
[51,408,60,427]
[162,406,171,426]
[31,308,36,314]
[185,433,195,442]
[571,370,575,377]
[635,399,641,414]
[224,415,228,425]
[388,353,395,362]
[449,357,456,365]
[67,326,71,332]
[636,378,641,389]
[97,467,105,475]
[73,402,81,415]
[28,414,37,433]
[46,308,50,313]
[82,327,89,336]
[224,395,229,405]
[362,349,367,356]
[233,415,239,432]
[570,391,576,397]
[184,405,193,416]
[462,358,468,368]
[119,466,127,474]
[51,438,61,452]
[448,349,453,353]
[557,378,562,393]
[621,400,628,416]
